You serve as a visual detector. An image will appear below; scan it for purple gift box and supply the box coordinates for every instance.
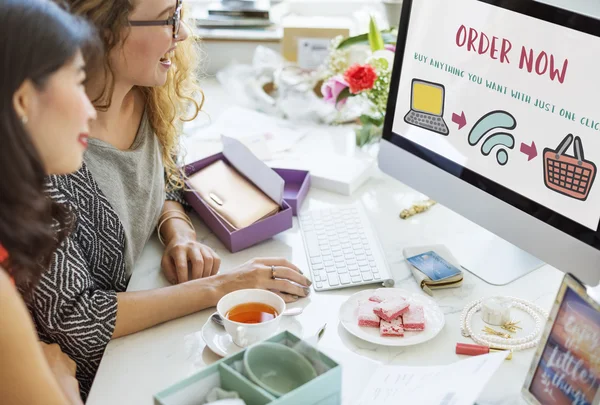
[184,154,310,253]
[272,168,311,216]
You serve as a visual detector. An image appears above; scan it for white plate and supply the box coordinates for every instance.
[339,288,445,346]
[201,313,304,357]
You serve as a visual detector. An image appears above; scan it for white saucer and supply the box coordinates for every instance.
[201,313,304,357]
[339,288,445,347]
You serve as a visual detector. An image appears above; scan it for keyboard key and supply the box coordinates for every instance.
[323,255,334,262]
[360,266,371,273]
[335,262,345,269]
[340,274,351,285]
[355,253,367,261]
[311,257,322,265]
[304,232,321,257]
[358,260,368,266]
[334,257,345,264]
[348,264,358,271]
[373,273,381,280]
[333,251,344,258]
[316,282,324,289]
[312,263,324,270]
[324,260,335,267]
[351,276,362,283]
[315,271,326,280]
[313,274,321,282]
[362,272,373,281]
[337,267,348,274]
[369,261,377,267]
[349,270,360,277]
[326,266,337,273]
[328,273,340,286]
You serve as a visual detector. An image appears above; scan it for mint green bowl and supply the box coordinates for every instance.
[243,342,317,397]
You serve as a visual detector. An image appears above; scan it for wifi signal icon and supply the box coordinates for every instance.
[468,111,516,166]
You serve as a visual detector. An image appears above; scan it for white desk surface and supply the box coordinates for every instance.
[86,79,563,405]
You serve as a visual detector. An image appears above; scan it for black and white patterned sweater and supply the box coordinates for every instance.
[28,163,186,400]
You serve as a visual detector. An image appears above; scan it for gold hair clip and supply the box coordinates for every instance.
[400,199,437,219]
[501,320,522,334]
[483,326,512,339]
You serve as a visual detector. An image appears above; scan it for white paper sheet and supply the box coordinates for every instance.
[221,135,284,205]
[186,106,309,156]
[353,351,509,405]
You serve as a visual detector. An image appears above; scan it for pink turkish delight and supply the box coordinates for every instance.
[402,305,425,331]
[369,295,385,303]
[373,298,410,322]
[380,318,404,337]
[357,301,380,327]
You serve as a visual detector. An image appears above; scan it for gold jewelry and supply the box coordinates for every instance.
[400,199,437,219]
[482,326,512,339]
[157,213,195,245]
[158,209,188,222]
[501,320,522,333]
[271,265,276,279]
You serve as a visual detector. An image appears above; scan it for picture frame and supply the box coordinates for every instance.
[522,273,600,405]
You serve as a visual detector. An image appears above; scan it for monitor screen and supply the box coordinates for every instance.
[412,80,444,116]
[384,0,600,243]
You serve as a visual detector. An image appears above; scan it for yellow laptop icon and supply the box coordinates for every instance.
[404,79,449,135]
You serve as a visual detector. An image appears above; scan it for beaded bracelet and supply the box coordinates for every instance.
[460,296,550,351]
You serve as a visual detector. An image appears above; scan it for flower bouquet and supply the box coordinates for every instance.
[320,17,397,147]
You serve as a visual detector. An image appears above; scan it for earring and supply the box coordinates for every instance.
[21,115,28,125]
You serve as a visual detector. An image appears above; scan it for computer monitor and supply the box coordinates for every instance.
[379,0,600,286]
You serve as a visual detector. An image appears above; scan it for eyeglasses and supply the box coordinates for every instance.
[129,0,183,39]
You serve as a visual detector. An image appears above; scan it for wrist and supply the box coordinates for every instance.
[161,219,196,246]
[168,226,196,243]
[186,275,229,307]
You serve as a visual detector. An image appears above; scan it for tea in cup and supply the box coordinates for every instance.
[217,289,285,347]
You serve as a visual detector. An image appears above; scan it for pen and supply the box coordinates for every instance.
[455,343,513,360]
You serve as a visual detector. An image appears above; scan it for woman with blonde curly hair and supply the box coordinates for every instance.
[29,0,311,399]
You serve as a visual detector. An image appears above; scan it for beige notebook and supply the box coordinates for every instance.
[187,160,279,230]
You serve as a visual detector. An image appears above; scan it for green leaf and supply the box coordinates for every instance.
[355,121,383,147]
[359,114,385,127]
[368,16,384,52]
[336,31,397,50]
[336,87,354,104]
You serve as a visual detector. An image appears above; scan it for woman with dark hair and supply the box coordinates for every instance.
[0,0,97,403]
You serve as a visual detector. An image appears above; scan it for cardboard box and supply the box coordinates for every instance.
[154,331,342,405]
[281,15,353,68]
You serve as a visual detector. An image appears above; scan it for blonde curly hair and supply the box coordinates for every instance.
[58,0,203,191]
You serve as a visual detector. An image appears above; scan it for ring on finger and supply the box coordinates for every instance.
[271,265,276,279]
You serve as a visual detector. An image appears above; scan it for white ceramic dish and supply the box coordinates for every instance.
[339,288,445,346]
[202,313,303,357]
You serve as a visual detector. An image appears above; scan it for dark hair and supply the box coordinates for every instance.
[0,0,99,291]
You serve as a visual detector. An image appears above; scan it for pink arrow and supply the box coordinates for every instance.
[452,112,467,130]
[520,141,538,161]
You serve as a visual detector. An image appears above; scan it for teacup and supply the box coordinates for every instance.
[217,289,285,347]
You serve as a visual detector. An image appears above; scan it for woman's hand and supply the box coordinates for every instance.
[162,234,221,284]
[39,342,82,405]
[221,257,312,303]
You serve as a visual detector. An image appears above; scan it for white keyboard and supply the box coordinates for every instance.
[299,202,394,291]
